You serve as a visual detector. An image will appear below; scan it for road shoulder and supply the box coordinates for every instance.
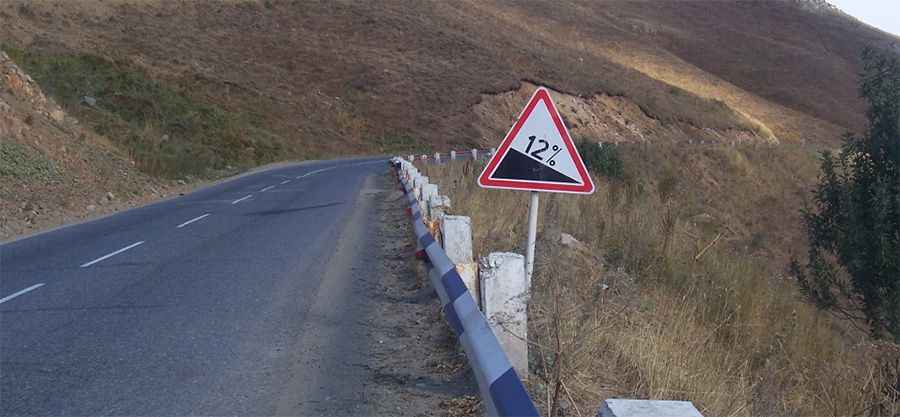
[364,171,478,416]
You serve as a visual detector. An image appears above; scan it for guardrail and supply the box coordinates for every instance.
[407,148,495,164]
[391,157,539,417]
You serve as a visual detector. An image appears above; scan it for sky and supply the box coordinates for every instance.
[829,0,900,37]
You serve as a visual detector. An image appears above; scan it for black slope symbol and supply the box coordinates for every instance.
[491,148,578,183]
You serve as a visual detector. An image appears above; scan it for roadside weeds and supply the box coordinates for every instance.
[363,172,477,417]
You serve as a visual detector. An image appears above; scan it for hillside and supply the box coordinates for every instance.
[3,1,897,162]
[0,50,189,239]
[1,0,898,240]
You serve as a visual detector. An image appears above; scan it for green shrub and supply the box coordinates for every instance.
[372,133,422,154]
[796,47,900,339]
[2,46,282,178]
[576,140,624,179]
[0,142,59,182]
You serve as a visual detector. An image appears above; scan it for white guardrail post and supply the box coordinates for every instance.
[442,215,478,307]
[480,252,528,378]
[422,184,438,214]
[390,157,539,417]
[428,194,450,220]
[599,399,704,417]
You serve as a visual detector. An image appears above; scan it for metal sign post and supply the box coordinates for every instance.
[525,191,539,282]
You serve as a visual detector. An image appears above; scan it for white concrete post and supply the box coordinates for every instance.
[442,216,477,306]
[442,216,472,262]
[428,194,451,220]
[599,399,703,417]
[422,184,438,215]
[413,175,426,205]
[480,252,528,377]
[450,150,456,160]
[418,177,429,199]
[471,149,477,160]
[416,177,430,214]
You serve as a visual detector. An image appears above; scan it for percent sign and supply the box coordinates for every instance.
[547,145,561,166]
[525,136,563,166]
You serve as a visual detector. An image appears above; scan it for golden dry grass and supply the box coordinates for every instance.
[421,143,900,417]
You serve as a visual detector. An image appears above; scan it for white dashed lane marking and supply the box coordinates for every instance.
[68,162,386,270]
[231,195,253,205]
[0,283,45,305]
[296,167,332,179]
[80,241,145,268]
[176,213,211,229]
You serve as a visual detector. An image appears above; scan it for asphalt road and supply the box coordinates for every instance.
[0,157,394,416]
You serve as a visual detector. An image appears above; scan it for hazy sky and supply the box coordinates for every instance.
[829,0,900,37]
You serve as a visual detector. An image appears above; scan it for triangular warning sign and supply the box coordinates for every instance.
[478,87,595,194]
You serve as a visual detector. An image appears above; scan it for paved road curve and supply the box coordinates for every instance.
[0,158,392,415]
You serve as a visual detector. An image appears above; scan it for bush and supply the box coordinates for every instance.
[372,133,422,154]
[797,47,900,339]
[576,140,624,179]
[0,142,59,182]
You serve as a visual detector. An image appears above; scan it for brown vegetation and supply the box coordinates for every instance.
[3,0,898,241]
[4,0,896,159]
[421,142,900,416]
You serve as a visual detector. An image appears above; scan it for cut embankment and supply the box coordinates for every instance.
[471,83,771,151]
[2,45,285,178]
[1,49,185,240]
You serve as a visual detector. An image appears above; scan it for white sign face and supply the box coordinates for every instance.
[505,98,581,184]
[478,87,594,194]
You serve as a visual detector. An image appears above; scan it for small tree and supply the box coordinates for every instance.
[797,47,900,339]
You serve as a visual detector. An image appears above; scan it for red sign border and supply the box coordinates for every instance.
[478,87,595,194]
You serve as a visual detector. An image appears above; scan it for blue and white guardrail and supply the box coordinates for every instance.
[407,148,495,165]
[391,158,539,417]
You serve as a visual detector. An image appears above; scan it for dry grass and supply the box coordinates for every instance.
[421,143,900,417]
[427,142,824,264]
